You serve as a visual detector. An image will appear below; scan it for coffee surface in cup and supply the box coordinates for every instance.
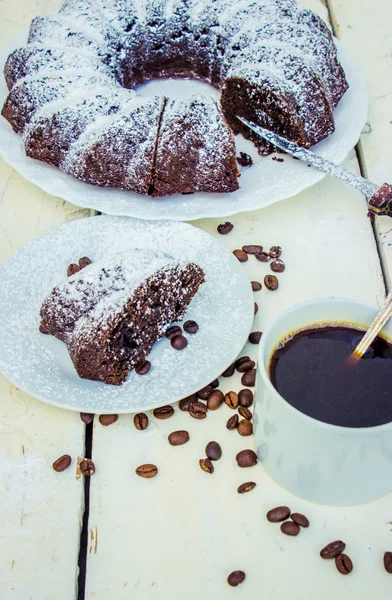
[269,326,392,427]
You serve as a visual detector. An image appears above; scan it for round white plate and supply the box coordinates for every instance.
[0,36,367,220]
[0,216,254,413]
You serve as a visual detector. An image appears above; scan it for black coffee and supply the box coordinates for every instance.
[269,326,392,428]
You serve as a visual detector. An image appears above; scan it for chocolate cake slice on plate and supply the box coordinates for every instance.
[40,248,205,385]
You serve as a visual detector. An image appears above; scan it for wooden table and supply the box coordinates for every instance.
[0,1,391,598]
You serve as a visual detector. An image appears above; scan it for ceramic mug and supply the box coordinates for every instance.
[254,298,392,506]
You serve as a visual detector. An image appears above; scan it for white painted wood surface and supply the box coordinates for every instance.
[0,0,391,598]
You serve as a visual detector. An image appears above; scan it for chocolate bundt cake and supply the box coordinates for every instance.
[40,249,205,385]
[2,0,348,197]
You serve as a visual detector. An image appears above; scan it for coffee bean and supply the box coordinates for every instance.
[136,463,158,478]
[135,360,151,375]
[133,413,149,430]
[227,570,246,587]
[270,259,285,273]
[249,331,262,344]
[236,449,258,467]
[217,222,233,235]
[237,151,253,167]
[168,430,189,446]
[67,263,81,277]
[197,385,213,400]
[165,325,182,339]
[199,458,214,473]
[269,245,282,258]
[221,362,235,377]
[99,414,118,426]
[290,513,309,528]
[52,454,71,472]
[205,441,222,461]
[235,356,251,369]
[239,389,254,407]
[207,390,224,410]
[39,323,49,334]
[384,552,392,573]
[153,405,174,419]
[255,251,270,262]
[237,481,256,494]
[184,320,199,334]
[242,245,263,255]
[251,281,262,292]
[226,414,239,430]
[238,419,253,436]
[80,412,94,425]
[78,256,92,269]
[189,401,207,419]
[281,521,300,536]
[233,249,248,262]
[264,274,279,290]
[335,554,353,575]
[238,406,252,420]
[209,379,219,389]
[179,395,196,411]
[241,369,256,387]
[237,360,255,373]
[171,335,187,350]
[225,391,239,409]
[320,540,346,559]
[254,302,258,315]
[266,506,291,523]
[80,458,95,476]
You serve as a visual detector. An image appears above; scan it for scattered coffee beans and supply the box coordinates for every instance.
[197,385,213,400]
[199,457,214,473]
[254,302,258,315]
[251,281,262,292]
[238,389,254,407]
[237,360,255,373]
[264,274,279,290]
[249,331,262,344]
[80,458,95,476]
[135,360,151,375]
[241,369,256,387]
[165,325,182,339]
[205,441,222,461]
[225,391,239,409]
[179,396,196,411]
[133,413,149,430]
[242,245,263,255]
[270,259,285,273]
[189,401,208,419]
[238,419,253,436]
[236,356,251,369]
[184,320,199,334]
[99,414,118,426]
[153,405,174,419]
[384,552,392,573]
[236,449,258,467]
[233,249,248,262]
[238,406,252,420]
[281,521,300,536]
[78,256,92,269]
[237,481,256,494]
[171,335,187,350]
[335,554,353,575]
[266,506,291,523]
[39,323,49,334]
[290,513,309,528]
[226,414,239,430]
[136,463,158,478]
[237,151,253,167]
[227,570,246,587]
[207,390,224,410]
[217,222,233,235]
[80,412,94,425]
[269,246,282,258]
[209,379,219,389]
[67,263,81,277]
[52,454,71,472]
[168,430,189,446]
[320,541,346,559]
[221,362,235,377]
[255,251,270,262]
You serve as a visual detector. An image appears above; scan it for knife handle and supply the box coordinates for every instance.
[368,183,392,216]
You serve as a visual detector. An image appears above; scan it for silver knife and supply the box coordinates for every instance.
[238,117,392,217]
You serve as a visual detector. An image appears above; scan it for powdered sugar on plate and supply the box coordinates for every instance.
[0,216,254,413]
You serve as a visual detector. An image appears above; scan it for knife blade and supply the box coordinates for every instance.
[238,117,392,217]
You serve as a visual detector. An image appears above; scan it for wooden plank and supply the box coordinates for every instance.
[87,158,388,600]
[0,1,90,598]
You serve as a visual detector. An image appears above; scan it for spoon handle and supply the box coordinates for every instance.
[352,288,392,359]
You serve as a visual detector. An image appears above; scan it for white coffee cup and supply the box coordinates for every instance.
[254,298,392,506]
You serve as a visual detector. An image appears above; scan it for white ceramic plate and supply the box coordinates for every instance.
[0,216,254,413]
[0,35,367,220]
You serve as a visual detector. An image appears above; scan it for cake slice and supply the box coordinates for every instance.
[40,249,205,385]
